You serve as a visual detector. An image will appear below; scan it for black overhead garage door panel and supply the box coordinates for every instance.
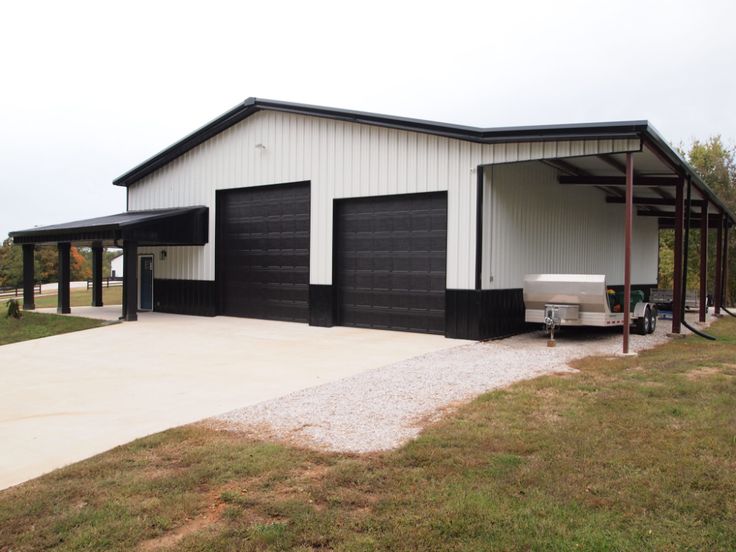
[335,192,447,334]
[218,182,310,322]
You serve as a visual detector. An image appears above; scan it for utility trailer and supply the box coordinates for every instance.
[524,274,658,337]
[649,288,700,312]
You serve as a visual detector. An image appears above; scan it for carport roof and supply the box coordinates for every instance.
[9,206,208,246]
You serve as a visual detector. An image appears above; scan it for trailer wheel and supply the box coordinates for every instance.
[635,310,648,335]
[638,306,655,335]
[647,306,657,334]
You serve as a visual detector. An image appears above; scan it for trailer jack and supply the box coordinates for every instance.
[544,316,556,348]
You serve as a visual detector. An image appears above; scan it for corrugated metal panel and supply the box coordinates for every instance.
[482,162,658,290]
[128,110,641,288]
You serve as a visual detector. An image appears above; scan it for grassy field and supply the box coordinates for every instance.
[31,286,123,309]
[0,318,734,551]
[0,311,107,347]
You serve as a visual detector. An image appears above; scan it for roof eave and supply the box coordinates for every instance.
[642,126,736,223]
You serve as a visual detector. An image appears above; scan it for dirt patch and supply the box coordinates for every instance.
[138,483,234,551]
[685,366,724,380]
[298,462,331,483]
[139,514,216,551]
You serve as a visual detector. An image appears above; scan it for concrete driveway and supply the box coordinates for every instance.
[0,311,460,490]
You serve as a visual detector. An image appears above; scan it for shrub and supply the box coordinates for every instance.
[6,299,22,319]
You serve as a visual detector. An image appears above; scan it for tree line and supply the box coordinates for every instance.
[0,241,121,288]
[659,136,736,304]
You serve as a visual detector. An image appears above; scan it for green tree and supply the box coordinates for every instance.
[0,240,101,287]
[0,239,24,288]
[35,245,57,283]
[662,136,736,305]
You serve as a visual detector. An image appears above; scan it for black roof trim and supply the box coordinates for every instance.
[113,97,646,188]
[641,125,736,222]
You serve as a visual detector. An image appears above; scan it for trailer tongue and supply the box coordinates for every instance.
[523,274,657,341]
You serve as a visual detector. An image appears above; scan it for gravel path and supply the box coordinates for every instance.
[212,313,716,453]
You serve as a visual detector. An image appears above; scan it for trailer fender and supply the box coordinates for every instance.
[633,302,648,320]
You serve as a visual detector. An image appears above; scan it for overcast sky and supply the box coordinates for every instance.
[1,0,735,240]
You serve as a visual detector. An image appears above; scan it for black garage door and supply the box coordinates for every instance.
[217,182,310,322]
[335,192,447,334]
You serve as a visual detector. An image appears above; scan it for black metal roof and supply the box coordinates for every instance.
[10,207,209,245]
[112,98,734,223]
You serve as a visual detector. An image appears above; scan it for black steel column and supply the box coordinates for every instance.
[714,212,723,315]
[724,224,730,307]
[57,242,71,314]
[91,245,104,307]
[698,202,709,322]
[622,152,634,354]
[123,240,138,321]
[22,244,35,310]
[671,177,684,333]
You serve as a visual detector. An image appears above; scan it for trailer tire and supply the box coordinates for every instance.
[647,307,657,334]
[635,310,648,335]
[634,305,652,335]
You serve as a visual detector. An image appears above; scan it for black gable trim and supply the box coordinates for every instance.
[113,97,646,188]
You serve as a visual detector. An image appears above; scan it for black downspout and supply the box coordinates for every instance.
[722,221,736,318]
[681,178,716,339]
[475,166,483,291]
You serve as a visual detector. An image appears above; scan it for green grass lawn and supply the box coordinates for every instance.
[31,286,123,309]
[1,318,734,551]
[0,311,107,347]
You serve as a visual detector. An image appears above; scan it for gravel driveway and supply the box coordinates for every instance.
[213,313,715,453]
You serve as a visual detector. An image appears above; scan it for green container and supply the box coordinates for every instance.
[612,289,645,311]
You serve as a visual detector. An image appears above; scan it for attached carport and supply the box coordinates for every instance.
[489,124,735,352]
[9,207,208,321]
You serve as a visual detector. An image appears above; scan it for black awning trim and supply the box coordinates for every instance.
[10,206,208,246]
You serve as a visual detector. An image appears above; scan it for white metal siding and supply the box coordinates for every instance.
[482,162,659,289]
[128,110,641,288]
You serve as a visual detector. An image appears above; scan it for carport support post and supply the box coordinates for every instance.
[699,202,709,322]
[672,177,685,333]
[622,152,634,354]
[714,212,723,315]
[57,242,71,314]
[22,244,35,310]
[91,244,103,307]
[123,240,138,321]
[724,224,730,306]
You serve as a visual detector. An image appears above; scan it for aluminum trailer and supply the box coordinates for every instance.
[524,274,658,336]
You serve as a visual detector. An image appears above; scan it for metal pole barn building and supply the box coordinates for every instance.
[10,98,736,346]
